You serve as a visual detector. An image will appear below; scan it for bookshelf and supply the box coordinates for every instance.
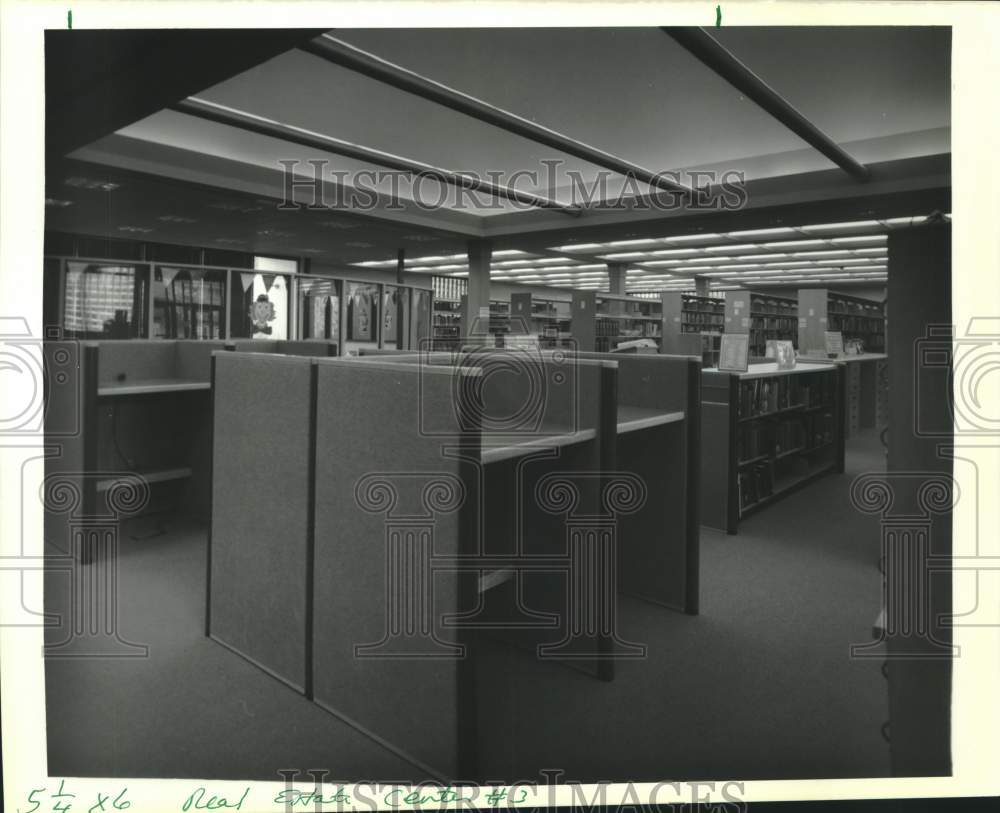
[700,362,845,534]
[798,289,886,355]
[509,292,573,347]
[661,292,725,362]
[723,291,798,358]
[432,276,466,350]
[571,291,663,352]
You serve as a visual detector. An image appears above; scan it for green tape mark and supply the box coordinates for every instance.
[67,9,72,29]
[716,5,722,26]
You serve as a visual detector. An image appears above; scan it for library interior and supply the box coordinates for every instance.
[40,26,953,783]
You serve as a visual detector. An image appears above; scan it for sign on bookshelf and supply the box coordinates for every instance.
[774,340,796,370]
[824,330,845,358]
[719,333,750,372]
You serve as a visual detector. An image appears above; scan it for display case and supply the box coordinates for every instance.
[230,271,291,340]
[62,260,150,339]
[432,275,466,350]
[297,276,341,342]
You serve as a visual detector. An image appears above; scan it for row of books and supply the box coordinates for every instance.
[828,297,884,317]
[683,296,725,313]
[738,462,773,510]
[751,316,797,331]
[736,377,798,417]
[433,275,467,304]
[685,312,725,327]
[751,296,797,316]
[797,373,836,409]
[737,372,836,418]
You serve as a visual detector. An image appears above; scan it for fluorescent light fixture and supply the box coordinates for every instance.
[602,252,648,260]
[830,235,887,245]
[552,243,603,251]
[649,248,701,257]
[604,238,662,248]
[759,239,827,249]
[792,250,855,258]
[707,243,756,252]
[665,233,722,243]
[725,227,798,238]
[800,220,880,232]
[492,249,527,257]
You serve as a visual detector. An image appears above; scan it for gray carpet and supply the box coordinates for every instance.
[45,431,889,783]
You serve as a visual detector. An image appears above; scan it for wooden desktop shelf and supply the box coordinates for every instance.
[95,466,193,492]
[97,378,211,397]
[480,428,597,464]
[616,406,685,434]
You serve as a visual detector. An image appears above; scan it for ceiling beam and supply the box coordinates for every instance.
[298,34,695,199]
[661,27,871,182]
[171,98,582,217]
[45,29,327,161]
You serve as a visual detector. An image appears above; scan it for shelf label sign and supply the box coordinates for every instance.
[824,330,845,358]
[719,333,750,373]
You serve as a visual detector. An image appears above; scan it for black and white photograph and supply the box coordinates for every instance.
[2,2,999,811]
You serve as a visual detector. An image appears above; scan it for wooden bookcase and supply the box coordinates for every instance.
[700,361,845,534]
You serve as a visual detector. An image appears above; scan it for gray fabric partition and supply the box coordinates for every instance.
[311,358,477,778]
[209,352,314,692]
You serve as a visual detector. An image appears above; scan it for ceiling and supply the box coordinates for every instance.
[51,26,952,291]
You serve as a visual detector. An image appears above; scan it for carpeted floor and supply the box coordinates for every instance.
[45,431,890,784]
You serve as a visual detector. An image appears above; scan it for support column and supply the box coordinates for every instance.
[395,248,409,349]
[694,275,709,297]
[462,239,492,344]
[607,262,628,296]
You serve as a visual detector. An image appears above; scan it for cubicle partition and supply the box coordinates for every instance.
[208,352,314,693]
[574,351,701,614]
[206,350,632,778]
[43,339,225,562]
[357,347,701,614]
[311,357,479,777]
[225,338,339,356]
